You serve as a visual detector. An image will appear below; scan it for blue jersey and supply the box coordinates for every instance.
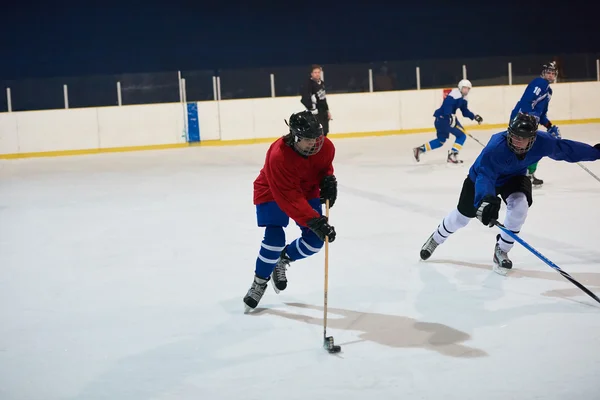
[511,77,552,126]
[468,131,600,207]
[433,89,475,120]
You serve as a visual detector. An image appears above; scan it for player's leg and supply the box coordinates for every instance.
[447,121,466,164]
[413,118,449,162]
[319,112,330,136]
[272,198,325,290]
[420,176,476,259]
[493,175,533,275]
[527,162,543,187]
[244,202,289,310]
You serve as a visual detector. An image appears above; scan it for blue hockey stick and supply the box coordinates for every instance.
[495,222,600,305]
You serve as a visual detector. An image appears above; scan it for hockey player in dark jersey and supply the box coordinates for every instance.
[413,80,483,164]
[300,64,332,136]
[510,61,560,187]
[419,112,600,275]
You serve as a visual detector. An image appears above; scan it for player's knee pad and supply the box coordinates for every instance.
[285,229,323,261]
[505,192,528,224]
[255,226,286,278]
[449,208,471,229]
[264,226,286,246]
[302,229,324,250]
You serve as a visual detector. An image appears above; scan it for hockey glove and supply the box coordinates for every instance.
[320,175,337,208]
[307,216,336,243]
[547,125,561,139]
[476,196,501,227]
[474,115,483,125]
[595,144,600,150]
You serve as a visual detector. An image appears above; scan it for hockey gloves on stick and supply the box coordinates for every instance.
[307,216,336,243]
[474,115,483,125]
[476,196,501,227]
[320,175,337,208]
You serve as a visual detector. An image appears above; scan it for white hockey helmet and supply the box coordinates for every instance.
[458,79,472,95]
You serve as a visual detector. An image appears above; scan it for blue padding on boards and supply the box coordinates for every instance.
[187,103,200,142]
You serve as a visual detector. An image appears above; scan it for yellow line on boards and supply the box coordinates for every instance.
[1,118,599,159]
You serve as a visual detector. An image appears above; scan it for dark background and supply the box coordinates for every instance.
[1,1,599,111]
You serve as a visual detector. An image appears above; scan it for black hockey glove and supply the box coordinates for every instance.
[307,216,336,243]
[594,144,600,150]
[474,115,483,125]
[320,175,337,208]
[476,196,501,227]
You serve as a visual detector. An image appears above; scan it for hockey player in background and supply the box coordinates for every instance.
[301,64,332,136]
[244,110,337,312]
[419,112,600,275]
[413,79,483,164]
[510,61,561,187]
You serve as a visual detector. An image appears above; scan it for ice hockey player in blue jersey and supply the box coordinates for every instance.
[510,61,560,187]
[418,112,600,275]
[413,79,483,164]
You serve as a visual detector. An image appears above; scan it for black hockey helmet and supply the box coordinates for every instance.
[541,61,558,83]
[507,112,539,155]
[284,110,324,156]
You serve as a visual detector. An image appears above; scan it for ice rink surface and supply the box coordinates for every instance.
[1,124,600,400]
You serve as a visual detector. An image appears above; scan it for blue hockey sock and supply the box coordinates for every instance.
[285,228,324,261]
[451,130,467,153]
[424,138,444,152]
[254,226,286,279]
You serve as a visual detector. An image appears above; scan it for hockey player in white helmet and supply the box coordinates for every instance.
[413,79,483,164]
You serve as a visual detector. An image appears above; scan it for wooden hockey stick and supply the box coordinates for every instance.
[323,199,330,343]
[323,199,341,353]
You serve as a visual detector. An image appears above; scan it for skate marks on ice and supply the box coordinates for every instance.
[250,303,488,358]
[425,259,600,306]
[340,184,600,264]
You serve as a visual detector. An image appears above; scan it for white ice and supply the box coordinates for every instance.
[1,124,600,400]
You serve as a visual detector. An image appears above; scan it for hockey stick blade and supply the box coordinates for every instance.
[495,222,600,305]
[324,336,341,353]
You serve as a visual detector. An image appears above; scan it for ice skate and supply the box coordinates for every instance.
[243,275,269,312]
[447,150,463,164]
[528,171,543,187]
[420,233,440,260]
[413,145,425,162]
[271,246,292,293]
[493,236,513,276]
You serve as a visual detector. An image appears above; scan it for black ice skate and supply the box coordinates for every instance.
[528,172,543,187]
[420,233,440,260]
[271,246,293,293]
[493,237,513,276]
[413,146,425,162]
[243,275,269,312]
[447,150,463,164]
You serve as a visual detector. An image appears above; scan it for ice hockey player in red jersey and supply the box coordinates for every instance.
[244,110,337,312]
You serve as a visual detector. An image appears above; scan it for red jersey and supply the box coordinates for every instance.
[253,136,335,227]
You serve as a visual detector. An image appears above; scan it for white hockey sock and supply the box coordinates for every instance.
[498,192,529,253]
[433,208,471,244]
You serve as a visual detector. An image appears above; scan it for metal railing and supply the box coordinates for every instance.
[1,53,599,113]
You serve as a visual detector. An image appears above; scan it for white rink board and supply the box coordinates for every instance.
[1,81,600,156]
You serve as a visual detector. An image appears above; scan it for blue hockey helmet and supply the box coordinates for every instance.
[507,113,539,155]
[284,110,324,156]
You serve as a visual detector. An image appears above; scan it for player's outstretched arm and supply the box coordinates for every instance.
[546,137,600,163]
